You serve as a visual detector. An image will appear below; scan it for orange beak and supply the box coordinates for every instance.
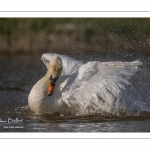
[47,81,54,96]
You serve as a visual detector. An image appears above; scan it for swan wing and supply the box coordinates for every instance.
[41,53,83,75]
[62,60,142,115]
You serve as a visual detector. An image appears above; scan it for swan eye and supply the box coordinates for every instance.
[49,75,58,86]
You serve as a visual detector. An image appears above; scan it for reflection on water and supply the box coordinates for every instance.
[0,52,150,132]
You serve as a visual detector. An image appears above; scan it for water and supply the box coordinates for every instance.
[0,52,150,132]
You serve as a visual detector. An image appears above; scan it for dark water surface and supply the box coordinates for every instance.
[0,52,150,132]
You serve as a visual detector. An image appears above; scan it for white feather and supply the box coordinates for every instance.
[28,53,148,115]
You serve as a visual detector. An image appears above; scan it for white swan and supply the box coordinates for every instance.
[28,53,148,116]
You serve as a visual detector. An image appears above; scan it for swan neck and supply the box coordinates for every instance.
[45,69,51,78]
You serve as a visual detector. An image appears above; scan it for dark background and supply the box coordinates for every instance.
[0,18,150,57]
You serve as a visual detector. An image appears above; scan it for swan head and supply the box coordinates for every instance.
[47,56,62,96]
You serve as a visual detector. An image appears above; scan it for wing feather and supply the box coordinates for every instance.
[62,60,142,115]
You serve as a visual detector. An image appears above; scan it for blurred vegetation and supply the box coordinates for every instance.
[0,18,150,56]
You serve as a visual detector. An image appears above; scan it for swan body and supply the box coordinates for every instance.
[28,53,146,115]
